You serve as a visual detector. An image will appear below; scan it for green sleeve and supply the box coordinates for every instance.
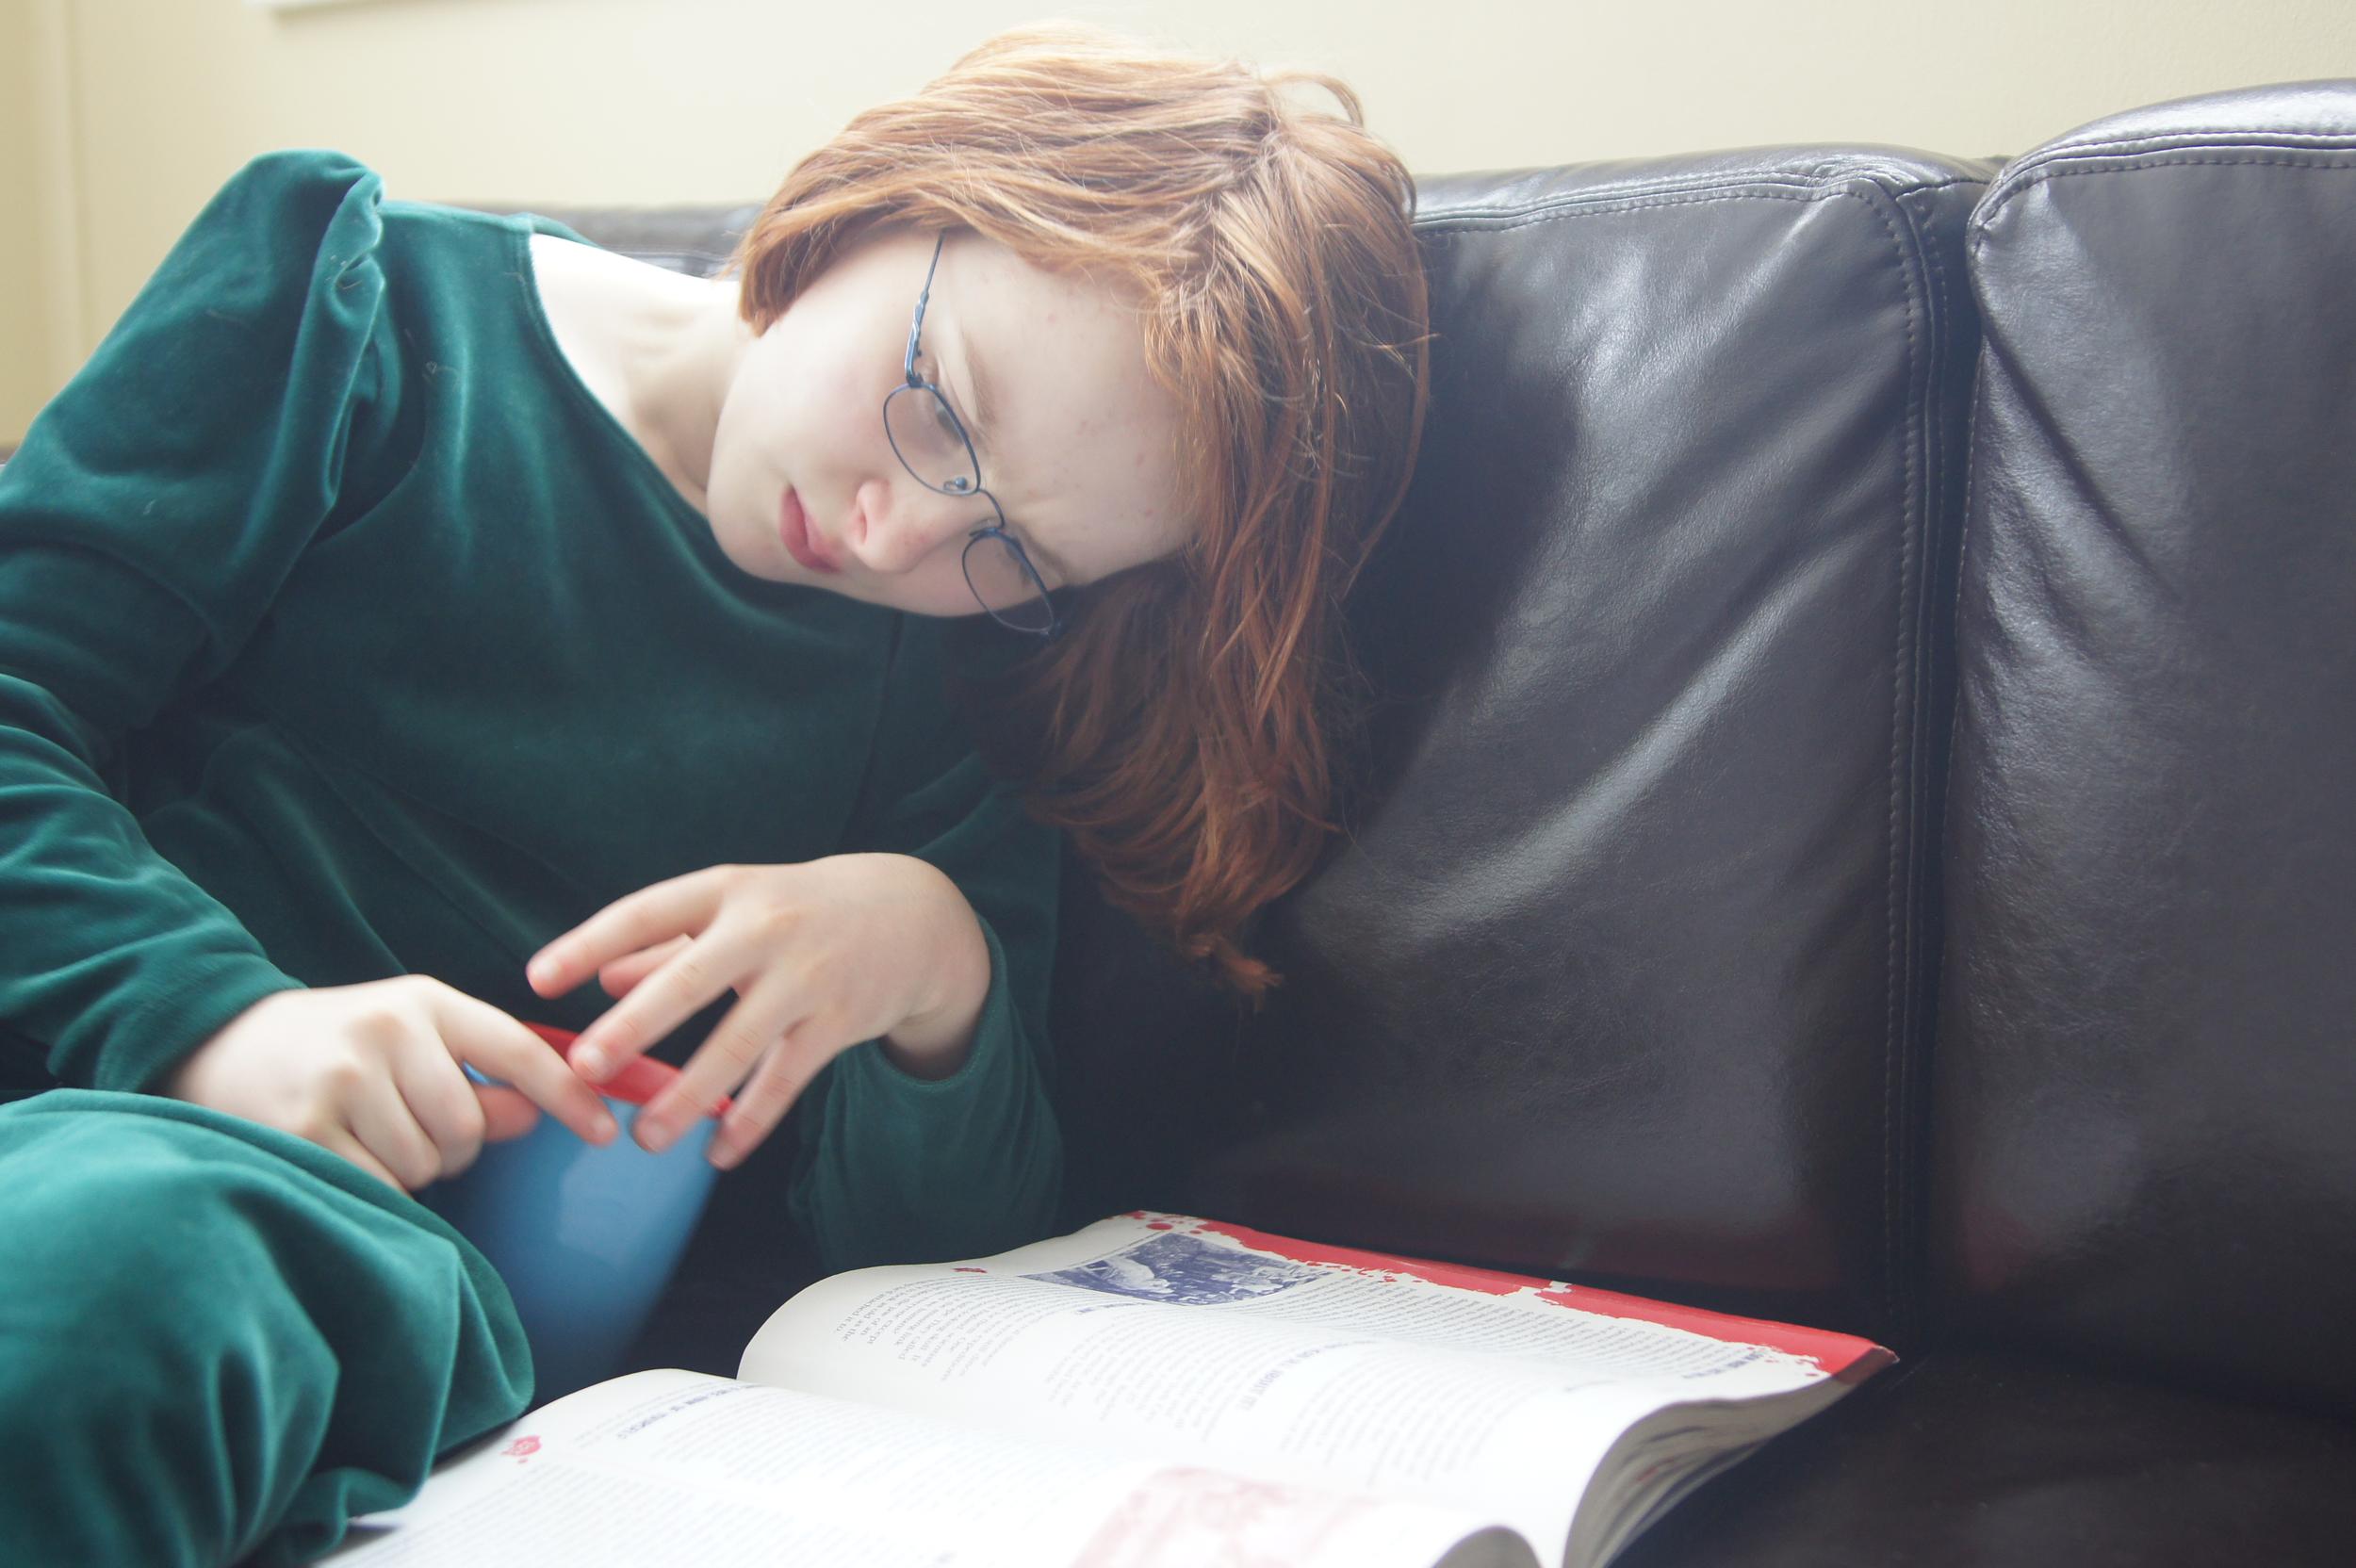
[0,150,393,1091]
[790,615,1065,1272]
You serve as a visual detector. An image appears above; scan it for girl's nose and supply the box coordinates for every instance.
[848,476,970,576]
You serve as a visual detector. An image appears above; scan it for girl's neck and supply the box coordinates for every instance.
[628,276,750,509]
[530,234,751,513]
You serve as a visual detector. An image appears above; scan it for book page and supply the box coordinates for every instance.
[323,1368,1533,1568]
[740,1216,1879,1560]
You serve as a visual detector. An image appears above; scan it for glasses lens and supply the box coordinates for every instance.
[963,532,1055,634]
[885,384,980,496]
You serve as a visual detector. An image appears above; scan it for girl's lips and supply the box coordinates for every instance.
[779,488,841,575]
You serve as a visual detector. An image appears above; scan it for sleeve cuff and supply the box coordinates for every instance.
[850,919,1023,1097]
[77,956,306,1094]
[791,917,1062,1269]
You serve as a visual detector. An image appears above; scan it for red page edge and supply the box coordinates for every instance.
[1121,1212,1890,1377]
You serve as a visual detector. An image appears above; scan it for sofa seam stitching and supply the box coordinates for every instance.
[1860,184,1926,1345]
[1973,155,2356,252]
[1419,163,1986,216]
[1892,178,1977,1347]
[1416,183,1871,237]
[2008,126,2356,168]
[1891,187,1942,1336]
[1418,170,1825,219]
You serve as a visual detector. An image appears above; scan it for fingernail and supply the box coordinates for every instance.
[527,956,558,988]
[638,1121,675,1154]
[592,1111,618,1143]
[575,1047,607,1081]
[711,1140,744,1171]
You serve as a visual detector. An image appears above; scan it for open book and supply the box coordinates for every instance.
[326,1212,1890,1568]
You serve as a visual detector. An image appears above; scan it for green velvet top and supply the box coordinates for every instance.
[0,150,1063,1274]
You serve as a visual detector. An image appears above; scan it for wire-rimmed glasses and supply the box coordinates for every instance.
[883,234,1061,639]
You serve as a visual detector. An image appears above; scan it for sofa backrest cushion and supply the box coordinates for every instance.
[1055,147,1991,1346]
[1933,81,2356,1411]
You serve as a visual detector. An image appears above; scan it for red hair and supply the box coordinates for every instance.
[734,25,1431,995]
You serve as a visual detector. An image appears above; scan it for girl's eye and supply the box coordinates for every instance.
[929,395,964,442]
[909,351,968,442]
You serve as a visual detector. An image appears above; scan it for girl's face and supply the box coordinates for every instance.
[703,226,1191,615]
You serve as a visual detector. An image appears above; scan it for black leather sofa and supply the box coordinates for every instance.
[552,78,2356,1564]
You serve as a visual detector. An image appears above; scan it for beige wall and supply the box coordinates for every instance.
[1,2,58,446]
[8,0,2356,443]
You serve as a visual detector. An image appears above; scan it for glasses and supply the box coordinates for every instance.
[883,234,1062,639]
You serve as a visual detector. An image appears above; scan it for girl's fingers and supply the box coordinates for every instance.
[525,873,728,1000]
[599,936,694,998]
[569,932,753,1086]
[389,1048,493,1180]
[710,1021,832,1170]
[631,974,803,1153]
[472,1084,544,1144]
[433,988,617,1146]
[342,1086,447,1193]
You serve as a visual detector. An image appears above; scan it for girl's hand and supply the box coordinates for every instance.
[525,855,991,1170]
[164,976,619,1191]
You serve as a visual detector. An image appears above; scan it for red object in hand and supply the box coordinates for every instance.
[523,1022,732,1118]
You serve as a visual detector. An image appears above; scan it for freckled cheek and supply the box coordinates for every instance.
[795,368,892,476]
[892,554,991,619]
[750,325,866,448]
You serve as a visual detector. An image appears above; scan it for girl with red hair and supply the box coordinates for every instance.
[0,25,1426,1562]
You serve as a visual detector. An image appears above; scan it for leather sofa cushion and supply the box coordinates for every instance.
[1933,81,2356,1413]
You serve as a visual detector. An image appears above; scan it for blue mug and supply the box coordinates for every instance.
[420,1027,723,1403]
